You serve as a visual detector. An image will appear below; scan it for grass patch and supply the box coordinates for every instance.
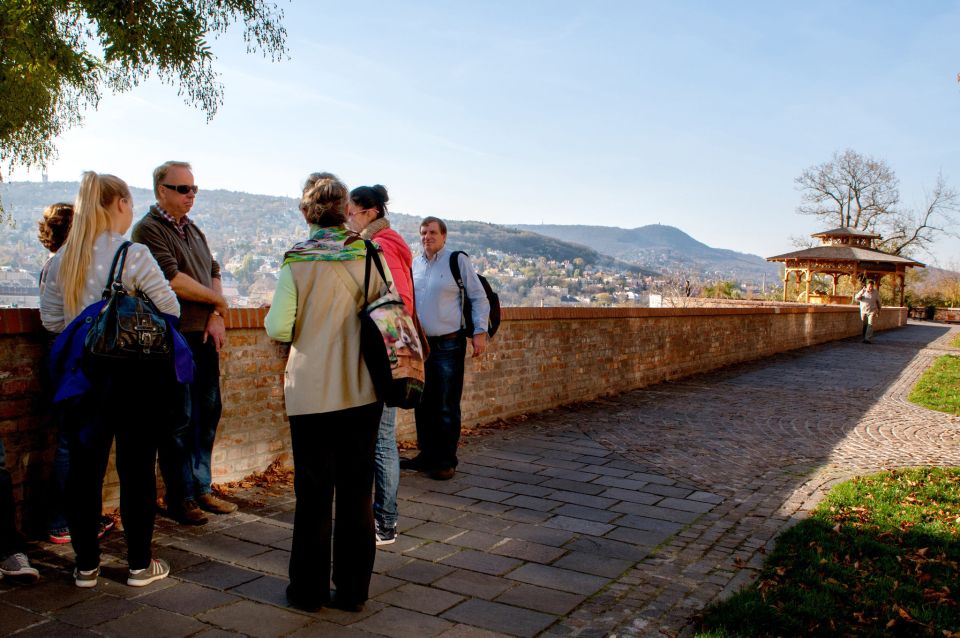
[696,468,960,637]
[951,333,960,349]
[908,355,960,416]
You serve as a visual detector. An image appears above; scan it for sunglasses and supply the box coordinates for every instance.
[161,184,199,195]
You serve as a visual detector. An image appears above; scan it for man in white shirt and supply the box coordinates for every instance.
[854,280,882,343]
[403,217,489,480]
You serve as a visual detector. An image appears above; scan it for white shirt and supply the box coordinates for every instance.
[413,247,490,337]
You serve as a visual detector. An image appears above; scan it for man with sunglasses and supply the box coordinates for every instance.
[132,161,237,526]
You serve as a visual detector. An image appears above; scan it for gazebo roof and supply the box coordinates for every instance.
[811,227,881,239]
[767,245,924,267]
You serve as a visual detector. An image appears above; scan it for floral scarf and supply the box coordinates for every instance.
[282,225,367,266]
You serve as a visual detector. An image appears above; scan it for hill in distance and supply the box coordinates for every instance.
[512,223,781,281]
[0,182,656,276]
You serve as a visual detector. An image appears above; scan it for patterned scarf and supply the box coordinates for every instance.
[282,225,368,266]
[359,216,390,240]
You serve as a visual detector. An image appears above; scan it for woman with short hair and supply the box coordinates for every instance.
[265,172,388,612]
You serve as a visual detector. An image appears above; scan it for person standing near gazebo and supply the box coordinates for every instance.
[854,280,882,343]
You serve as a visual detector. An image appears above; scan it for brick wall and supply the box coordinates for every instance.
[0,304,906,528]
[934,308,960,323]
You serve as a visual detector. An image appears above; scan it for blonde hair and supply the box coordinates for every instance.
[300,172,347,227]
[59,171,130,315]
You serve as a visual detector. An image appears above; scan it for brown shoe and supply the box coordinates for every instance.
[197,493,238,514]
[170,499,208,526]
[430,467,455,481]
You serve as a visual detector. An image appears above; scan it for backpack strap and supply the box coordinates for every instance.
[448,250,467,331]
[448,250,466,291]
[102,241,133,299]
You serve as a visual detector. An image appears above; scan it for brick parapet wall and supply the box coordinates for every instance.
[0,304,906,529]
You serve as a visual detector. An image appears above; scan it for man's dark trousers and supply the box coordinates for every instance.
[159,333,222,502]
[414,335,467,471]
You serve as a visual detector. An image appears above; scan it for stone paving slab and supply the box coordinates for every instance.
[2,322,956,637]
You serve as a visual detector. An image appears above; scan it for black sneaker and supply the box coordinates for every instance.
[329,593,365,612]
[98,515,115,539]
[375,525,397,546]
[399,454,429,471]
[430,467,456,481]
[286,584,326,612]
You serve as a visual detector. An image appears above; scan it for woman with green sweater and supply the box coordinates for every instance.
[265,172,388,612]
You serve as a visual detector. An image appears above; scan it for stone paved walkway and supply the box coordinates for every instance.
[2,321,959,638]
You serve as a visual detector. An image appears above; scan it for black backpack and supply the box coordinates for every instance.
[449,251,501,338]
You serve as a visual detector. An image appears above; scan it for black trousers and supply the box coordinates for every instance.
[66,363,173,571]
[288,402,381,605]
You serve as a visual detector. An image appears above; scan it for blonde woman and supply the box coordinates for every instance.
[40,171,180,589]
[265,172,387,612]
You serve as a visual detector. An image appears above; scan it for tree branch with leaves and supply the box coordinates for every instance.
[0,0,288,219]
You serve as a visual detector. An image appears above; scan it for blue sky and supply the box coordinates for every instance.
[12,1,960,265]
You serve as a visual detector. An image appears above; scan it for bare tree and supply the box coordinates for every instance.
[880,172,960,256]
[795,149,958,256]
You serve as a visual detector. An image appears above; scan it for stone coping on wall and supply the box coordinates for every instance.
[0,303,876,336]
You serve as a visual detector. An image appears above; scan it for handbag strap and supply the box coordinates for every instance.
[101,240,133,299]
[361,240,392,305]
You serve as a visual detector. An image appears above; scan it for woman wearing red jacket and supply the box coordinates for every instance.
[346,184,413,546]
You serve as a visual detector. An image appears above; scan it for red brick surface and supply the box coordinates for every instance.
[0,305,907,525]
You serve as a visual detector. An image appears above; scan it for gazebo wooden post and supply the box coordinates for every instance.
[767,228,922,306]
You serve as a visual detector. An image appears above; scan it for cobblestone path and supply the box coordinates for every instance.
[552,321,960,636]
[2,322,957,638]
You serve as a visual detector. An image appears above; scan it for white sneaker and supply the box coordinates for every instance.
[127,558,170,587]
[0,553,39,583]
[74,566,99,588]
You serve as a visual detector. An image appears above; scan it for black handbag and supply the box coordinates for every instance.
[85,241,172,362]
[355,241,426,409]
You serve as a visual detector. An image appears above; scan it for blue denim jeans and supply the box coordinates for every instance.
[0,435,22,558]
[158,333,222,503]
[373,406,399,530]
[414,336,466,470]
[48,425,71,532]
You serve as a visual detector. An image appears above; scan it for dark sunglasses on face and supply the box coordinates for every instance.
[161,183,199,195]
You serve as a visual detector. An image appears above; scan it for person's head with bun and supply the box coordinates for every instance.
[38,203,75,253]
[299,172,348,228]
[346,184,389,233]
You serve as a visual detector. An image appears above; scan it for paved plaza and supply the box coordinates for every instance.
[2,321,959,637]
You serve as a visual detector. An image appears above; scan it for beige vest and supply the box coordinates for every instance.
[283,259,385,416]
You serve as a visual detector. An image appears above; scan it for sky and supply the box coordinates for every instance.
[10,1,960,266]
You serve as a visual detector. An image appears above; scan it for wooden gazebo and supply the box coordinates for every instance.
[767,227,924,306]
